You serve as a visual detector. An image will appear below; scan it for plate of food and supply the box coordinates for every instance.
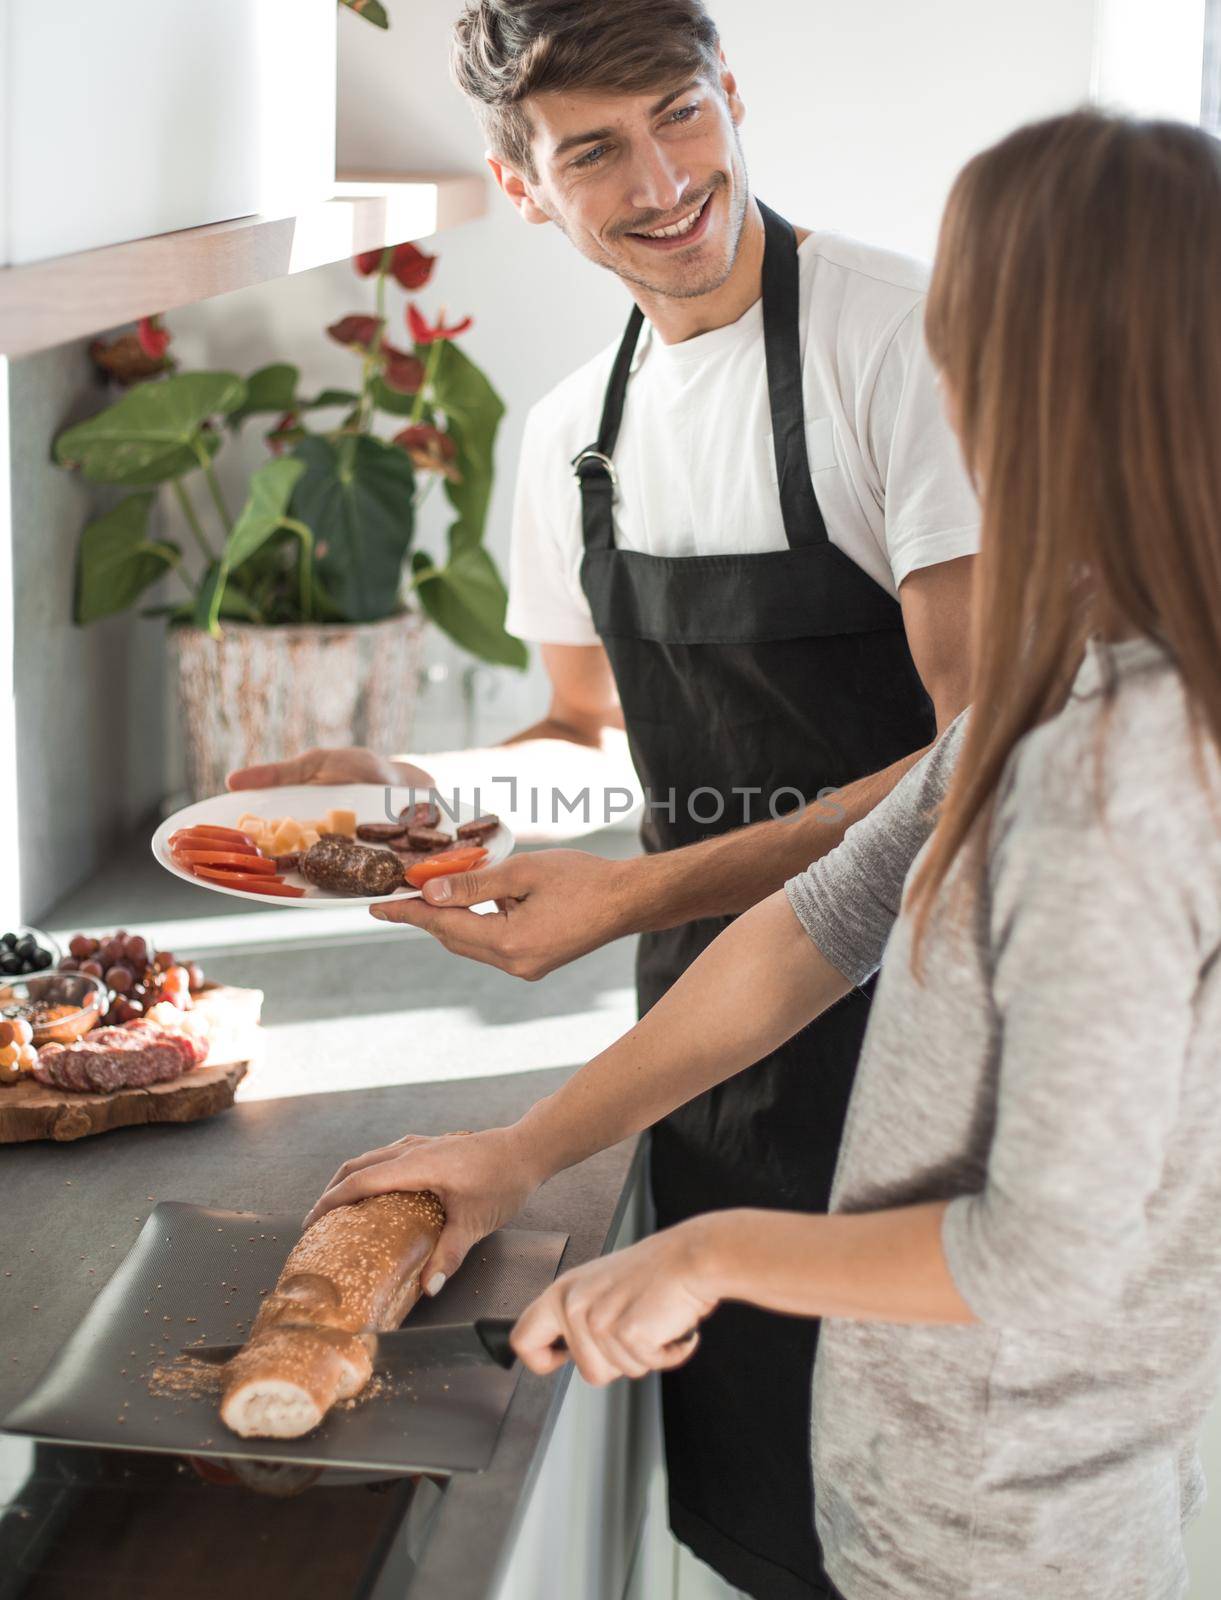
[151,785,512,908]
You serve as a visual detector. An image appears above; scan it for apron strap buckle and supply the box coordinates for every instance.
[572,447,619,494]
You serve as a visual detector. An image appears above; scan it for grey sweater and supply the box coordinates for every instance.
[786,637,1221,1600]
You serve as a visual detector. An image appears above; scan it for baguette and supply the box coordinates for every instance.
[220,1190,445,1439]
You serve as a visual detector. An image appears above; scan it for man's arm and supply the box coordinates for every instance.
[503,642,624,748]
[379,555,973,973]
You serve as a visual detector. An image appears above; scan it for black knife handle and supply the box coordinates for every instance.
[473,1317,518,1368]
[472,1317,694,1370]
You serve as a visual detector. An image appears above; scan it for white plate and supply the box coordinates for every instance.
[152,784,514,908]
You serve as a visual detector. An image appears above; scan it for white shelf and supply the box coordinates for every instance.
[0,172,487,359]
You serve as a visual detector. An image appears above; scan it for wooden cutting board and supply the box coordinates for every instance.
[0,985,262,1144]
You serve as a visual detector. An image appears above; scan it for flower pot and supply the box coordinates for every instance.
[171,613,425,802]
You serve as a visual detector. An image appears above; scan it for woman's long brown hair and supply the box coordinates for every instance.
[909,111,1221,965]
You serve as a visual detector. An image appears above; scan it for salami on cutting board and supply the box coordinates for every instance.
[0,985,262,1144]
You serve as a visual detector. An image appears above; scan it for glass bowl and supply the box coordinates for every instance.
[0,970,108,1046]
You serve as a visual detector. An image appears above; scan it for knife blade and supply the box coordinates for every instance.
[182,1316,519,1372]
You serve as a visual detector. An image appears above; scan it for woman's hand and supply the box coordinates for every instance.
[303,1125,542,1297]
[227,745,433,792]
[511,1220,720,1387]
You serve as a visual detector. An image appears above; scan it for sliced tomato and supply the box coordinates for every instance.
[405,846,489,888]
[171,827,259,854]
[185,824,257,844]
[173,849,278,874]
[191,867,305,898]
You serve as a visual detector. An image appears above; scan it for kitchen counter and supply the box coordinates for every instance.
[1,826,652,1599]
[0,1067,644,1598]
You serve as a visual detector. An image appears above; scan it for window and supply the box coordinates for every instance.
[1204,0,1221,132]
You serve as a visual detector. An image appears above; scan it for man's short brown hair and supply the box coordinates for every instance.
[452,0,722,179]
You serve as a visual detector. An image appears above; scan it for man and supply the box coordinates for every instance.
[232,4,978,1595]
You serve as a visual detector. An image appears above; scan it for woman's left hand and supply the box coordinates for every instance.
[511,1221,719,1387]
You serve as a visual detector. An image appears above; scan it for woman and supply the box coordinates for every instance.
[308,113,1221,1597]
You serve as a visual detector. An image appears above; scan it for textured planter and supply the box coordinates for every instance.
[172,613,425,801]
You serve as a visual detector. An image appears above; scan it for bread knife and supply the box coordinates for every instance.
[184,1316,519,1372]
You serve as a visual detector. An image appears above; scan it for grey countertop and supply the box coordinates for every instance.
[1,826,645,1598]
[0,1069,642,1599]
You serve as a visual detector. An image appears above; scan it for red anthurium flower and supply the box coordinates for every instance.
[393,423,462,483]
[90,331,173,386]
[137,314,171,361]
[326,313,384,351]
[353,247,391,276]
[407,304,473,345]
[390,242,437,292]
[266,411,301,456]
[380,340,425,395]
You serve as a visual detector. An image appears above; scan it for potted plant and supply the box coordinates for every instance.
[55,245,526,799]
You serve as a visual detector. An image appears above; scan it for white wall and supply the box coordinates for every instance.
[1094,0,1207,121]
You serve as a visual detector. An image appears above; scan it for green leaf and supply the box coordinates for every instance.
[228,364,299,428]
[192,561,226,634]
[75,493,180,623]
[187,572,264,628]
[289,434,416,621]
[339,0,390,26]
[226,458,307,570]
[369,376,417,417]
[55,372,245,485]
[194,457,307,634]
[229,366,360,428]
[305,387,361,411]
[428,339,505,558]
[218,587,265,622]
[412,546,528,668]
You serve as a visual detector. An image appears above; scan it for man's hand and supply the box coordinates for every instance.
[227,746,434,792]
[303,1125,542,1298]
[511,1221,717,1386]
[369,848,637,981]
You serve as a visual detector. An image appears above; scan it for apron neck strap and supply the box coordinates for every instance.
[758,201,826,549]
[573,305,645,552]
[575,201,829,553]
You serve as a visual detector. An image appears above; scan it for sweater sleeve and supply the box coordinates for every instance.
[785,711,969,983]
[941,817,1200,1328]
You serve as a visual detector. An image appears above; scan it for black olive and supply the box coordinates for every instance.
[0,932,16,950]
[0,954,21,975]
[15,935,37,960]
[31,948,53,970]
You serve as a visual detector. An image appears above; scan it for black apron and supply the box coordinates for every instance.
[576,204,935,1600]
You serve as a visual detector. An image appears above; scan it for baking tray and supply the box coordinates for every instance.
[2,1202,569,1474]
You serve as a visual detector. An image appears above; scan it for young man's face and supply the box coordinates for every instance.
[493,65,751,301]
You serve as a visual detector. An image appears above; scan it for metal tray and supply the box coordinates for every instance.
[2,1202,568,1474]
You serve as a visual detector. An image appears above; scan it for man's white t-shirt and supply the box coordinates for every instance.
[506,231,980,647]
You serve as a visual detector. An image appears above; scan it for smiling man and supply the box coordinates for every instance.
[233,4,979,1596]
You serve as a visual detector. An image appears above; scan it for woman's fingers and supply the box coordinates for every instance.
[511,1229,716,1385]
[512,1290,574,1376]
[593,1324,652,1380]
[227,755,313,790]
[513,1285,636,1387]
[418,1218,483,1298]
[652,1330,701,1370]
[317,1135,424,1201]
[303,1152,435,1227]
[551,1300,621,1388]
